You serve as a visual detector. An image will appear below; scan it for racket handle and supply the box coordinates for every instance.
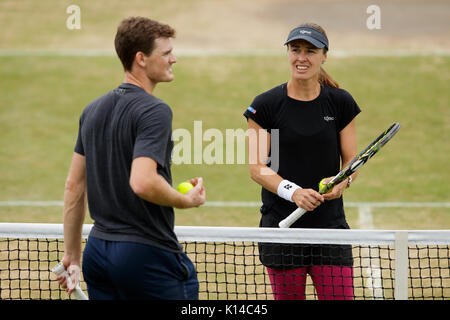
[278,207,307,228]
[52,262,88,300]
[71,286,88,300]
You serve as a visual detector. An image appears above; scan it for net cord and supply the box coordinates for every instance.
[0,223,449,245]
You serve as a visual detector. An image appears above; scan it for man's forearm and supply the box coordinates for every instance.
[132,172,189,208]
[63,183,86,262]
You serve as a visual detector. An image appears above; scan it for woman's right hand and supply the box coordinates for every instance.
[292,188,324,211]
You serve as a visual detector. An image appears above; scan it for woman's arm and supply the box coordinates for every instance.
[323,119,359,200]
[247,119,324,211]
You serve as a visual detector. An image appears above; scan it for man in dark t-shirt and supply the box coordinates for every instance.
[56,17,206,300]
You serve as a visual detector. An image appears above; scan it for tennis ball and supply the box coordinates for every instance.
[177,182,194,194]
[318,178,332,193]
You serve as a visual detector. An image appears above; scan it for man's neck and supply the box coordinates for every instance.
[124,71,156,95]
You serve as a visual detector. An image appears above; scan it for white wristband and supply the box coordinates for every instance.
[277,180,301,202]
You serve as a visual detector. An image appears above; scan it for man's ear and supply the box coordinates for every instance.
[135,51,146,68]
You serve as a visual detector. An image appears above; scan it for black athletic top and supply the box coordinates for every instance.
[244,83,361,228]
[75,83,182,253]
[244,83,361,268]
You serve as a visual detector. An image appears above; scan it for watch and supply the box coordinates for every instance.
[346,176,353,188]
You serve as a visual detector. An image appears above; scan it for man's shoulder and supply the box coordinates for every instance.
[118,84,170,112]
[133,94,172,119]
[83,84,171,116]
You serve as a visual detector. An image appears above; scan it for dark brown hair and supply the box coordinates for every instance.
[294,23,339,88]
[114,17,175,71]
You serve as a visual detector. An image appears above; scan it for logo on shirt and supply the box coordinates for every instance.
[324,116,334,122]
[115,88,126,95]
[247,106,256,114]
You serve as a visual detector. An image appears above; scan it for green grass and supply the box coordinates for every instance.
[0,54,449,229]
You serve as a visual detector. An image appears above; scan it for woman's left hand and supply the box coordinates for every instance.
[320,176,348,201]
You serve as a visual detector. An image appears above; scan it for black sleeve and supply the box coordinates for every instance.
[74,112,85,156]
[133,103,173,167]
[243,93,274,131]
[336,89,361,131]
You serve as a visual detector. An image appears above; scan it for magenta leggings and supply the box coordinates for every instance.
[267,265,354,300]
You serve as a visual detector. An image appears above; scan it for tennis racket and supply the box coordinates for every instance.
[279,122,401,228]
[52,262,88,300]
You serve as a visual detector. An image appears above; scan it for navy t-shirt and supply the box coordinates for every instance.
[244,83,361,229]
[75,83,181,252]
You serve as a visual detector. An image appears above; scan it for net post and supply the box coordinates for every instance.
[394,231,409,300]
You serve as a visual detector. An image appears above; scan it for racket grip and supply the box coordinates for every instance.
[52,262,88,300]
[72,287,88,300]
[278,207,307,228]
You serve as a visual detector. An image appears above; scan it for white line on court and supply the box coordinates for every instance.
[0,49,449,57]
[1,200,449,207]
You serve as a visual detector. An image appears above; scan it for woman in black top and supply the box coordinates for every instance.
[244,23,361,300]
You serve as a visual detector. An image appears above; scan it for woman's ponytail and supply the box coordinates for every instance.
[319,67,339,88]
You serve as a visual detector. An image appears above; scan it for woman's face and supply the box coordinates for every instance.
[287,39,327,82]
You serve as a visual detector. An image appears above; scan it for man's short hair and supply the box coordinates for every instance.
[114,17,175,71]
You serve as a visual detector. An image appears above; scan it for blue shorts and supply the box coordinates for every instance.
[82,236,199,300]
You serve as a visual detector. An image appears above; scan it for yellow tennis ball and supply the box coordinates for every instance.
[318,178,332,193]
[177,182,194,194]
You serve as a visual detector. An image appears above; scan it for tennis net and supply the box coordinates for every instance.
[0,223,449,300]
